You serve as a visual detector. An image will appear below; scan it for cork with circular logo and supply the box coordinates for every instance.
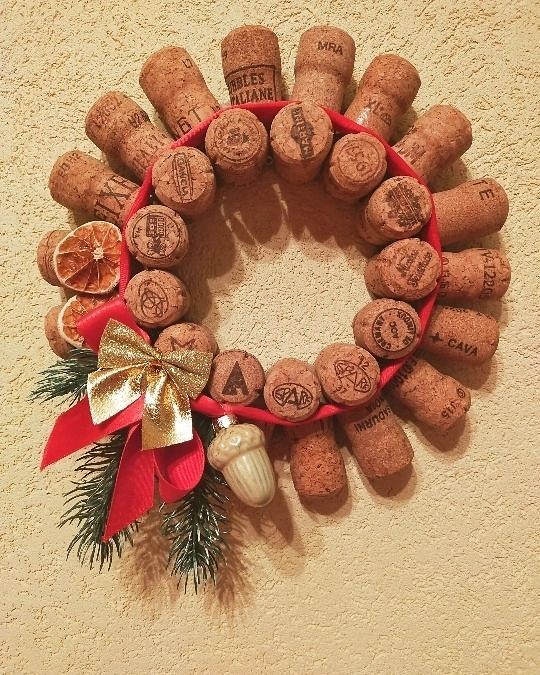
[124,270,190,329]
[154,322,218,355]
[314,343,380,406]
[270,102,333,184]
[323,133,387,203]
[364,238,441,301]
[205,108,269,185]
[44,305,72,359]
[125,205,189,269]
[352,299,421,360]
[36,230,69,286]
[356,176,432,245]
[152,147,216,218]
[264,358,321,421]
[207,349,265,405]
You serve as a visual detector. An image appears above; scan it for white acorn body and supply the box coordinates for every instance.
[207,422,276,508]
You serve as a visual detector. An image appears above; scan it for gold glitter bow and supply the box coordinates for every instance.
[87,320,213,450]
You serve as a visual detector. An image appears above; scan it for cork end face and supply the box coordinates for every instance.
[207,350,265,406]
[124,270,190,329]
[353,299,421,360]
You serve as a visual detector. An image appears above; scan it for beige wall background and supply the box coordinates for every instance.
[1,0,539,673]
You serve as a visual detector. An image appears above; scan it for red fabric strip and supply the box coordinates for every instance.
[154,432,206,503]
[102,424,155,541]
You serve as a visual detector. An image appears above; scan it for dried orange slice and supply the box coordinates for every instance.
[53,221,121,295]
[57,295,111,347]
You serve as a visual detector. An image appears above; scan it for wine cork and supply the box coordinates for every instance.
[264,358,321,421]
[270,102,333,183]
[154,322,218,355]
[85,91,171,180]
[44,306,71,359]
[291,25,356,111]
[204,108,269,185]
[340,395,414,479]
[392,105,472,184]
[421,305,499,364]
[124,270,190,329]
[287,419,347,498]
[139,46,220,138]
[49,150,139,226]
[433,178,509,246]
[364,238,441,301]
[221,25,282,105]
[386,355,471,431]
[439,248,511,301]
[152,147,216,218]
[207,350,265,405]
[36,230,69,286]
[125,205,188,269]
[345,54,421,141]
[352,299,421,360]
[314,343,380,406]
[356,176,432,245]
[323,132,387,202]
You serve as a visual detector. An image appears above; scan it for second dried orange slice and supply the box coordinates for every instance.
[53,221,121,295]
[57,294,112,347]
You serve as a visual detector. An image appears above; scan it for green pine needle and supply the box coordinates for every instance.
[30,348,97,405]
[161,414,230,593]
[59,433,137,571]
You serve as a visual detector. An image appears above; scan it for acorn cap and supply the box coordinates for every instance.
[207,423,265,470]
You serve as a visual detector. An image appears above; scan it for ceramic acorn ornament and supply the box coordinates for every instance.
[207,415,276,507]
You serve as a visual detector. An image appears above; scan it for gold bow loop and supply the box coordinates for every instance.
[87,320,213,450]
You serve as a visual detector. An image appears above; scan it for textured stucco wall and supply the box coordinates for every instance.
[1,1,539,673]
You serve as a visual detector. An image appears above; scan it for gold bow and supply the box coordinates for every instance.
[87,320,213,450]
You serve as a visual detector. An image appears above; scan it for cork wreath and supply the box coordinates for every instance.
[34,24,510,590]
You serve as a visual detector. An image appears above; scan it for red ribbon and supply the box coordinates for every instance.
[41,103,441,542]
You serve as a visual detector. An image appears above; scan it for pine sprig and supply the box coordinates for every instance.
[59,433,137,571]
[161,414,230,593]
[30,348,97,405]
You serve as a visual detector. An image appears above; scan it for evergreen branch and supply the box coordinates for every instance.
[30,349,97,405]
[161,414,230,593]
[59,433,137,571]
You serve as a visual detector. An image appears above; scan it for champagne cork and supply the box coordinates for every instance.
[44,306,71,359]
[49,150,139,226]
[264,358,321,421]
[221,25,282,105]
[286,419,347,498]
[340,395,414,479]
[291,25,356,111]
[139,46,220,138]
[152,147,216,218]
[392,105,472,184]
[314,343,380,406]
[352,299,421,360]
[204,108,269,185]
[433,178,509,246]
[386,355,471,431]
[356,176,432,245]
[207,349,265,405]
[439,248,511,301]
[125,205,188,269]
[154,322,218,355]
[323,132,387,202]
[421,305,499,364]
[124,270,190,329]
[85,91,172,180]
[270,102,333,183]
[364,238,441,301]
[36,230,69,286]
[345,54,421,141]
